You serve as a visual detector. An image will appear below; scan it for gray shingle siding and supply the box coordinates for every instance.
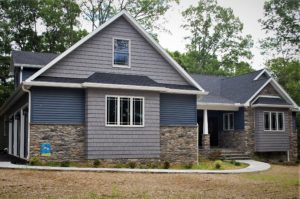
[160,94,197,126]
[31,87,85,124]
[254,108,289,152]
[85,88,160,159]
[43,16,189,86]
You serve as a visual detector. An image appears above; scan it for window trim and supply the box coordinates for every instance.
[223,112,234,131]
[112,37,131,68]
[105,95,144,127]
[263,111,285,132]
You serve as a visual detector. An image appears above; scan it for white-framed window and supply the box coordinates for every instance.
[106,95,144,127]
[264,111,284,131]
[223,113,234,131]
[113,38,130,67]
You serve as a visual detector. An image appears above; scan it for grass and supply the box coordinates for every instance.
[29,158,247,170]
[0,164,298,199]
[171,160,248,170]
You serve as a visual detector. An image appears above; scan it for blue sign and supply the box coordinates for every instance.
[40,143,51,156]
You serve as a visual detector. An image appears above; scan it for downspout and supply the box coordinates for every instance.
[22,84,31,160]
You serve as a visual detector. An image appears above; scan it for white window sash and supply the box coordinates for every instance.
[106,95,144,127]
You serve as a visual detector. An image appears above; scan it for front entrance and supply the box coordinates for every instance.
[197,110,220,148]
[208,117,218,147]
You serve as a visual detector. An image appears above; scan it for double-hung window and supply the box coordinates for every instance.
[113,38,130,67]
[264,111,284,131]
[223,113,234,131]
[106,96,144,127]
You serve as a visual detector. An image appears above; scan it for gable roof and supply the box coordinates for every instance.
[25,10,205,92]
[12,51,58,67]
[253,97,289,105]
[191,70,299,110]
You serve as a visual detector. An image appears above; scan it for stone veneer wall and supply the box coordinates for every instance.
[30,124,85,161]
[218,108,255,155]
[288,111,298,161]
[160,126,198,163]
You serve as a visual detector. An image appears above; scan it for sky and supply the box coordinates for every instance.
[157,0,267,70]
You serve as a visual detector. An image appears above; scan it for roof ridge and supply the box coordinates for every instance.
[224,69,265,80]
[12,50,59,56]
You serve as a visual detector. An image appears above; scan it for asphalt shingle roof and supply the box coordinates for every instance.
[191,70,272,104]
[36,72,198,91]
[12,51,58,66]
[253,97,289,105]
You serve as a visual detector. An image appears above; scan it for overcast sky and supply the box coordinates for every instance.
[157,0,267,70]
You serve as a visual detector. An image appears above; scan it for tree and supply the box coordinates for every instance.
[38,0,88,53]
[0,0,88,53]
[259,0,300,58]
[80,0,179,33]
[0,0,41,53]
[0,56,14,105]
[181,0,254,76]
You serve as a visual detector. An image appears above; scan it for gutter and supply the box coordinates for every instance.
[21,85,31,160]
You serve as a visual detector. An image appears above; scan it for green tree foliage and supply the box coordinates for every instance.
[0,0,88,54]
[181,0,254,76]
[0,56,14,105]
[267,58,300,104]
[260,0,300,58]
[80,0,179,33]
[38,0,88,53]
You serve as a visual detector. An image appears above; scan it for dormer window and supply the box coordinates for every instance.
[113,38,130,67]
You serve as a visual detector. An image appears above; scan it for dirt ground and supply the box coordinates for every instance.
[0,165,299,199]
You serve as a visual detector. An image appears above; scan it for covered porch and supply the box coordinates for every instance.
[197,103,245,151]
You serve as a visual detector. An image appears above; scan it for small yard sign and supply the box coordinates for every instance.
[40,143,51,156]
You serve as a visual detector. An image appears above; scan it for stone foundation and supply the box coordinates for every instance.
[160,126,198,163]
[30,124,85,161]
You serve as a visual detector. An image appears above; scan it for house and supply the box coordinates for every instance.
[192,72,298,161]
[0,11,298,163]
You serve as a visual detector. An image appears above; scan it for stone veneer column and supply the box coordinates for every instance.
[288,111,298,161]
[160,126,198,163]
[30,124,85,161]
[202,134,210,150]
[243,108,255,155]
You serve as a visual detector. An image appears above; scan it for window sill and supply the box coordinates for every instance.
[105,124,144,128]
[112,64,131,68]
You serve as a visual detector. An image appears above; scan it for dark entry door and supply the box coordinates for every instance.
[209,117,218,147]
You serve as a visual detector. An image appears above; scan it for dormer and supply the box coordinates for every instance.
[10,51,58,88]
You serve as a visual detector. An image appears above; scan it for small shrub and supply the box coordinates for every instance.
[230,160,236,165]
[128,161,136,168]
[93,160,101,167]
[184,162,193,169]
[60,161,70,167]
[214,160,222,170]
[29,156,42,166]
[234,161,241,166]
[163,161,170,169]
[208,150,222,160]
[295,160,300,164]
